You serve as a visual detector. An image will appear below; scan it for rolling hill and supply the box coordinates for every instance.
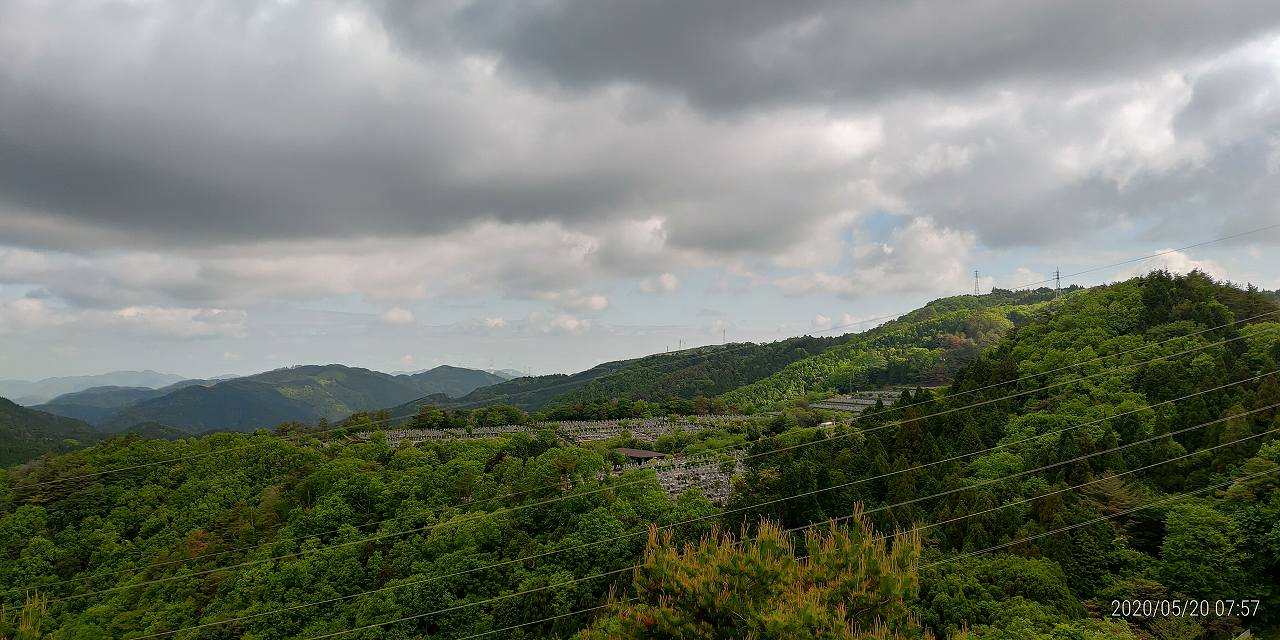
[389,289,1063,417]
[387,336,848,417]
[0,397,102,466]
[719,288,1064,411]
[392,358,642,414]
[99,364,505,433]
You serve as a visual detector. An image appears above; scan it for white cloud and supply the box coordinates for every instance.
[0,298,246,338]
[715,262,764,294]
[535,290,609,312]
[775,217,977,299]
[381,307,415,324]
[639,272,681,293]
[109,306,247,338]
[399,354,415,368]
[1104,249,1279,288]
[545,314,590,335]
[582,294,609,311]
[1112,250,1230,281]
[811,314,833,330]
[0,298,71,334]
[2,3,1280,378]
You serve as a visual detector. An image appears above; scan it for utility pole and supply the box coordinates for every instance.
[974,270,980,296]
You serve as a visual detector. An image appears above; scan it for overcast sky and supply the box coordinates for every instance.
[2,0,1280,380]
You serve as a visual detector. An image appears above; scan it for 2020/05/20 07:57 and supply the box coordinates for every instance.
[1111,599,1262,619]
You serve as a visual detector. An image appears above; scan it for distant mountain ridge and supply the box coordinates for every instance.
[88,364,505,433]
[33,380,213,425]
[388,333,851,417]
[0,370,189,405]
[389,289,1068,417]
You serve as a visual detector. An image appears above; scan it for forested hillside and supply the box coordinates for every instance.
[2,272,1280,639]
[548,334,847,406]
[99,378,325,433]
[96,365,505,433]
[725,271,1280,638]
[720,288,1063,411]
[408,290,1060,420]
[0,399,101,466]
[389,284,1274,422]
[392,358,642,414]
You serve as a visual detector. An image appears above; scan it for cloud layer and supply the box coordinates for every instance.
[0,1,1278,374]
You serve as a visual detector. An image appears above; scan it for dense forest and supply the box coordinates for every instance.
[0,400,100,468]
[393,334,850,417]
[2,272,1280,639]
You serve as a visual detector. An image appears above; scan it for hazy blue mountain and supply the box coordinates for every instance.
[0,370,189,405]
[409,365,507,397]
[99,364,505,433]
[0,397,102,466]
[34,380,212,426]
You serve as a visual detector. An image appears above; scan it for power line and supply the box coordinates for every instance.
[1012,221,1280,291]
[31,309,1274,590]
[36,330,1275,603]
[922,465,1280,569]
[27,328,1278,601]
[118,392,1280,638]
[401,437,1280,640]
[788,421,1280,539]
[453,599,632,640]
[241,408,1280,640]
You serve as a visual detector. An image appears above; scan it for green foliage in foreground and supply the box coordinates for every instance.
[727,272,1280,639]
[1,430,717,639]
[582,512,927,640]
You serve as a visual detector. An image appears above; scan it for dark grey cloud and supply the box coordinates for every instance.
[399,0,1280,111]
[0,0,1276,286]
[0,53,629,247]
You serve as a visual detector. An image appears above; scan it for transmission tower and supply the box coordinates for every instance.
[974,270,980,296]
[1054,267,1061,296]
